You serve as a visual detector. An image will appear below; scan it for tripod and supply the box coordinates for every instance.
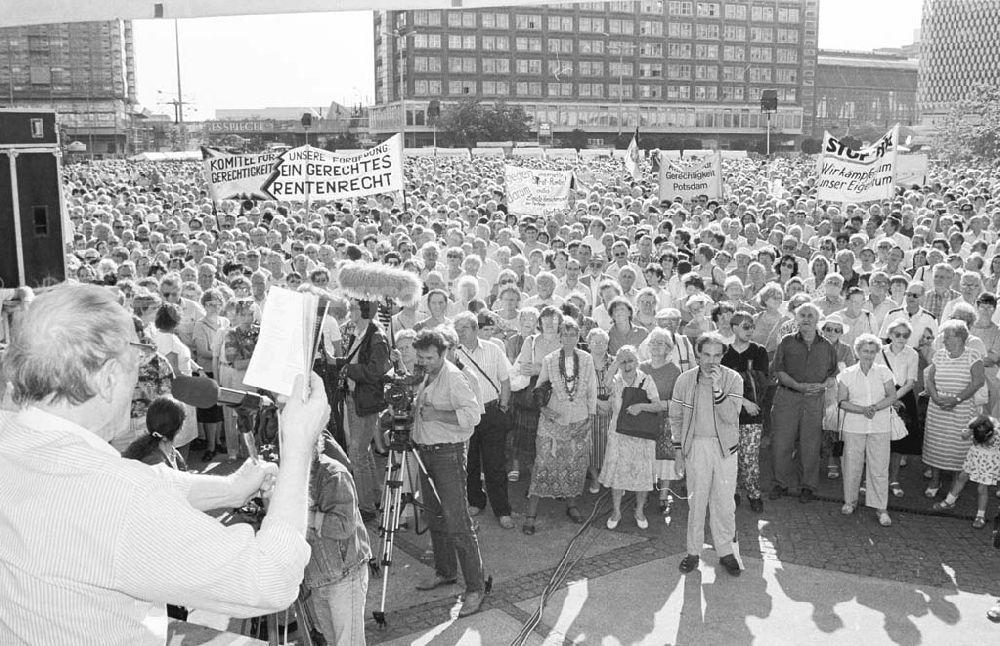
[371,438,441,627]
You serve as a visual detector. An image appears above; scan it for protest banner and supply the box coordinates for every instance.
[201,147,277,201]
[814,124,899,203]
[261,133,403,202]
[657,152,724,201]
[504,165,574,216]
[545,148,580,160]
[895,153,929,187]
[471,147,506,157]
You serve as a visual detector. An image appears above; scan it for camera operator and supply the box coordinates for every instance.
[334,299,391,521]
[0,284,330,645]
[411,328,488,617]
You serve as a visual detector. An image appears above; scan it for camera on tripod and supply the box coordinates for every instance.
[379,371,422,452]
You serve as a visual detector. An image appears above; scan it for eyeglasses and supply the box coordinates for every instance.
[905,292,921,298]
[872,281,889,287]
[739,323,756,330]
[891,332,912,339]
[823,327,844,334]
[614,253,626,258]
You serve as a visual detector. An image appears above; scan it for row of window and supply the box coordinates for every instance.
[408,5,801,28]
[416,57,799,83]
[412,33,802,55]
[412,79,801,100]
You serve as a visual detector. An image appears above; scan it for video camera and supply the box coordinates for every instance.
[379,370,424,452]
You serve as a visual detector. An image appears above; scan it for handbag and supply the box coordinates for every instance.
[532,380,553,409]
[888,407,908,441]
[615,376,659,440]
[881,349,909,442]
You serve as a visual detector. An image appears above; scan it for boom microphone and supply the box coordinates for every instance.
[171,375,273,410]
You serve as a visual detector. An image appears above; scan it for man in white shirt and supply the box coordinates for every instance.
[0,284,329,645]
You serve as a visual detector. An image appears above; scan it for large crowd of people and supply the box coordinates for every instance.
[5,148,1000,640]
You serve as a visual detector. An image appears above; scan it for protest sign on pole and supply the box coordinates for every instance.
[504,165,574,216]
[895,153,929,187]
[657,152,723,202]
[261,133,403,202]
[201,147,278,201]
[814,124,899,203]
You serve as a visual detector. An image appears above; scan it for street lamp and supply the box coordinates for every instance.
[600,33,637,136]
[383,26,417,147]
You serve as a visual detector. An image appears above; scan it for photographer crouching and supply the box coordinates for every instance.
[411,328,488,617]
[0,284,330,645]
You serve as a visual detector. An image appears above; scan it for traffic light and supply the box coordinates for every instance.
[760,89,778,113]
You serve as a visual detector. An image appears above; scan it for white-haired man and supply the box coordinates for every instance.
[0,283,330,645]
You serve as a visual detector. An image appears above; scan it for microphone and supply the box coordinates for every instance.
[171,375,272,410]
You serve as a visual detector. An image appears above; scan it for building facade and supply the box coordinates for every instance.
[0,20,136,157]
[918,0,1000,115]
[814,50,918,141]
[370,0,819,151]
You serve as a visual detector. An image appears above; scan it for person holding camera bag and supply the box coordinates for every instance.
[670,332,744,577]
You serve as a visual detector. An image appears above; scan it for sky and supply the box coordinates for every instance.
[131,0,924,120]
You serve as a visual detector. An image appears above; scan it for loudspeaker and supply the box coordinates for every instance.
[0,110,66,288]
[760,89,778,113]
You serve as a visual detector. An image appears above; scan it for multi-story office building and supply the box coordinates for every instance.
[370,1,819,150]
[814,50,918,141]
[918,0,1000,116]
[0,20,136,156]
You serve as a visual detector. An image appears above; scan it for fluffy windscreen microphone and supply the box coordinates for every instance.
[337,261,423,306]
[170,375,219,409]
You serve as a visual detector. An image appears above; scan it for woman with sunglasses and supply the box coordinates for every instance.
[876,319,921,497]
[773,253,799,288]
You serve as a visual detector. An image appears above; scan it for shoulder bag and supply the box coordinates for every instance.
[881,349,909,441]
[615,376,660,440]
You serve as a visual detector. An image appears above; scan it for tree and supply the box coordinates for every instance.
[936,83,1000,162]
[436,99,532,147]
[800,138,822,154]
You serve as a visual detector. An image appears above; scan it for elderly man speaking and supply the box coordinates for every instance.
[0,284,330,645]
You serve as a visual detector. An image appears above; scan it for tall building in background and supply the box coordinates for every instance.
[918,0,1000,117]
[0,20,136,156]
[814,50,918,140]
[370,1,819,151]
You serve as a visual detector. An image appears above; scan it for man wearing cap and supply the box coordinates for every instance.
[769,302,839,504]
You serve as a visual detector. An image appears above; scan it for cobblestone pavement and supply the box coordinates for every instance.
[365,470,1000,645]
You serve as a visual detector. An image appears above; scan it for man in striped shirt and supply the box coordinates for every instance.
[0,284,331,645]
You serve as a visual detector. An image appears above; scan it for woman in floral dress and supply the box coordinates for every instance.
[522,320,597,534]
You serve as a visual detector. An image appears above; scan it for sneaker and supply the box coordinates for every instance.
[841,503,856,515]
[749,497,764,513]
[798,488,814,504]
[679,554,700,574]
[498,515,515,530]
[719,554,742,577]
[988,602,1000,623]
[878,511,892,527]
[973,515,987,529]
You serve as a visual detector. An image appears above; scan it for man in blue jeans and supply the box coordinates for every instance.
[411,328,488,617]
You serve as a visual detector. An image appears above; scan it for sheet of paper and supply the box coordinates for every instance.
[244,287,316,397]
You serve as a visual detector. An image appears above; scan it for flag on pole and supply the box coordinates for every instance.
[625,126,641,180]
